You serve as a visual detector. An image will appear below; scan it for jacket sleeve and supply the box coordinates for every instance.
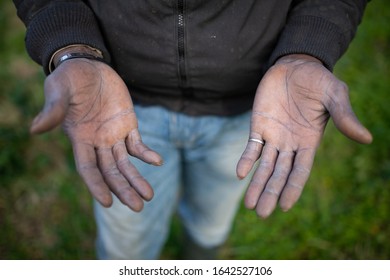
[269,0,369,71]
[13,0,110,75]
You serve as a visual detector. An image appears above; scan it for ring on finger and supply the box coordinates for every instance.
[248,138,265,145]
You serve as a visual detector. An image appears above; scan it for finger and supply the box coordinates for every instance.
[30,77,70,134]
[113,142,154,201]
[72,143,113,207]
[256,151,294,218]
[244,144,277,210]
[97,147,144,212]
[279,148,315,211]
[236,136,264,179]
[126,129,163,166]
[327,83,372,144]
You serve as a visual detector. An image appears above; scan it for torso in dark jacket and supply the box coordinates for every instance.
[15,0,368,116]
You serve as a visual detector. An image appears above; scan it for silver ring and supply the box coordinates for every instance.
[248,138,265,145]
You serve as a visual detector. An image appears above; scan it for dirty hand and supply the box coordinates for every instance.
[236,54,372,218]
[31,59,162,212]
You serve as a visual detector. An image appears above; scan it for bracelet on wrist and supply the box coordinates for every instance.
[56,52,106,68]
[48,44,105,73]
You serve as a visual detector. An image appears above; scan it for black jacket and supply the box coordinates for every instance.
[14,0,367,116]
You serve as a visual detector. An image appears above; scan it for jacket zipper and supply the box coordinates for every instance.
[177,0,187,89]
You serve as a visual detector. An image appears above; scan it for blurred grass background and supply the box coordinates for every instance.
[0,1,389,260]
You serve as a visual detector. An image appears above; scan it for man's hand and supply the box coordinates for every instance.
[236,54,372,219]
[31,58,163,211]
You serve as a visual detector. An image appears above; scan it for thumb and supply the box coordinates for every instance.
[30,77,70,134]
[327,86,372,144]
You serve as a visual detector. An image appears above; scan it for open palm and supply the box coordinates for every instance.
[31,59,162,211]
[237,54,372,218]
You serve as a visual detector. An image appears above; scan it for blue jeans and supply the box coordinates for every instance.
[94,105,252,259]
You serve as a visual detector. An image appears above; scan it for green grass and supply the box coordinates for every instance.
[0,1,389,260]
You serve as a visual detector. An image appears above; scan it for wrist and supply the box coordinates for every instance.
[49,44,104,73]
[275,54,323,65]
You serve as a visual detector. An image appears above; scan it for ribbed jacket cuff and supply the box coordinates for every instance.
[269,15,346,71]
[25,2,110,75]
